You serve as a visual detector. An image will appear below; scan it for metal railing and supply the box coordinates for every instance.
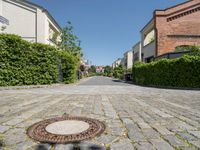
[154,51,191,61]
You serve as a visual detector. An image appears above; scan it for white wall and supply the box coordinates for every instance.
[36,8,46,43]
[143,30,155,46]
[2,0,36,42]
[127,51,133,69]
[123,50,133,70]
[1,0,60,45]
[142,41,156,59]
[0,0,2,15]
[132,42,141,62]
[141,19,156,62]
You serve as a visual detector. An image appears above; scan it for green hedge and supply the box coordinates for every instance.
[0,34,78,86]
[59,50,78,83]
[132,55,200,88]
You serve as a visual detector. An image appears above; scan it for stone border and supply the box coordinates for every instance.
[27,116,105,144]
[0,77,95,91]
[0,83,66,91]
[129,82,200,91]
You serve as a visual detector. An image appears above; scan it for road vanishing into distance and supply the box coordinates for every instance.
[0,76,200,150]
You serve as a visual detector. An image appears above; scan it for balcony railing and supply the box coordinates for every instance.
[154,51,192,61]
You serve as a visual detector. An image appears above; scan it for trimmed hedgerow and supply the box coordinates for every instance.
[59,50,78,84]
[0,34,78,86]
[132,55,200,88]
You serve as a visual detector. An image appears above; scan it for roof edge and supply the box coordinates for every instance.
[140,18,154,33]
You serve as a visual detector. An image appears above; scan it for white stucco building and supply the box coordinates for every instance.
[132,42,141,63]
[123,50,133,70]
[140,18,156,63]
[0,0,61,45]
[112,58,122,69]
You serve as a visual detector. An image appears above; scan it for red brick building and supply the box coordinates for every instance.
[141,0,200,62]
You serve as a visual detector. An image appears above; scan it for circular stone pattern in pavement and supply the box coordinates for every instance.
[46,120,90,135]
[27,116,105,144]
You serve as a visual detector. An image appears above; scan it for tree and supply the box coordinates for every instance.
[58,21,82,57]
[88,65,96,74]
[113,65,124,79]
[104,65,113,76]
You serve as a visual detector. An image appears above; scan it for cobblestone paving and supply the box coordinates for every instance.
[0,76,200,150]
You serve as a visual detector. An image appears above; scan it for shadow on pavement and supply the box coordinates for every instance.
[35,145,48,150]
[34,142,105,150]
[112,79,122,82]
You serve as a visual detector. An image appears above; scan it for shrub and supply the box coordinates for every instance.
[132,55,200,88]
[0,34,78,86]
[59,50,78,83]
[113,64,124,79]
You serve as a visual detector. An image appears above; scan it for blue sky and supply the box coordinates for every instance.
[31,0,186,66]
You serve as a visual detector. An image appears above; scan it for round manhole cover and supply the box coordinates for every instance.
[27,116,105,144]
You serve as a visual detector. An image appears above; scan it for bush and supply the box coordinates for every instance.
[0,34,78,86]
[132,55,200,88]
[113,65,124,80]
[59,51,78,83]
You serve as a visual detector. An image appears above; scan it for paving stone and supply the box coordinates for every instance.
[96,134,117,144]
[128,130,146,142]
[15,118,42,128]
[178,147,195,150]
[109,126,124,136]
[150,139,174,150]
[122,118,139,131]
[12,140,35,150]
[178,132,197,141]
[0,125,9,133]
[176,120,197,131]
[0,76,200,149]
[4,128,26,146]
[134,142,154,150]
[189,140,200,149]
[152,125,173,135]
[142,128,160,139]
[137,122,151,129]
[163,135,187,147]
[3,118,24,126]
[110,139,135,150]
[188,131,200,138]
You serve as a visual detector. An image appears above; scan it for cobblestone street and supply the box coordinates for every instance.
[0,76,200,150]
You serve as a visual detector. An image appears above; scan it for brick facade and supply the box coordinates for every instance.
[154,0,200,56]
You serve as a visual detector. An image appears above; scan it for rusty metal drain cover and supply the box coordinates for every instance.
[27,116,105,144]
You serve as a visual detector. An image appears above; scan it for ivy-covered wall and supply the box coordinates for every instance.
[0,34,78,86]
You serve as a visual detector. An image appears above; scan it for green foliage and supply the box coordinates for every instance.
[132,55,200,88]
[0,34,78,86]
[127,68,132,74]
[88,65,96,74]
[95,72,105,76]
[175,45,200,56]
[113,64,124,79]
[190,46,200,56]
[58,21,82,57]
[59,50,78,84]
[104,65,113,76]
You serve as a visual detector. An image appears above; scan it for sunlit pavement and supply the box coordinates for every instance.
[0,76,200,150]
